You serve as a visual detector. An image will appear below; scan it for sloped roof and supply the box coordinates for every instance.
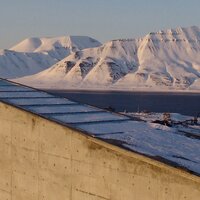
[0,78,199,177]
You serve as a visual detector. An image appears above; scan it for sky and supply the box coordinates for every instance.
[1,0,200,49]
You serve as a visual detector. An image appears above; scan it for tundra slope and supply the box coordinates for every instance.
[15,26,200,91]
[0,36,101,78]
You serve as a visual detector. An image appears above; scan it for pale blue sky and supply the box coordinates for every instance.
[1,0,200,49]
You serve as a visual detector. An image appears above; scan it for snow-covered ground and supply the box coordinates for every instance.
[95,112,200,175]
[14,26,200,91]
[126,112,197,122]
[123,112,200,140]
[124,112,200,137]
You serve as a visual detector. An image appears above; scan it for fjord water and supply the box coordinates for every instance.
[49,90,200,116]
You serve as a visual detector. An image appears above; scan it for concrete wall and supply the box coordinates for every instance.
[0,102,200,200]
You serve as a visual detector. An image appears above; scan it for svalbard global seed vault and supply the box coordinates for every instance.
[0,78,199,200]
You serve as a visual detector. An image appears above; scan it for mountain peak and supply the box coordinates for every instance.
[0,35,101,79]
[10,35,101,53]
[15,26,200,91]
[64,35,101,51]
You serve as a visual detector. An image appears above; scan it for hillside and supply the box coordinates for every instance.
[14,26,200,91]
[0,36,101,78]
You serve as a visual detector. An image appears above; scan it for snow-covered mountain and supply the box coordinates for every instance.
[0,36,101,78]
[14,26,200,91]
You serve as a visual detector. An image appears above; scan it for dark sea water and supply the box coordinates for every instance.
[48,90,200,116]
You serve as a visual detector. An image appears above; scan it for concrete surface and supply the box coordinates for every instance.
[0,102,200,200]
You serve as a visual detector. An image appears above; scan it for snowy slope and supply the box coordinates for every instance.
[13,40,139,88]
[0,36,101,78]
[15,26,200,91]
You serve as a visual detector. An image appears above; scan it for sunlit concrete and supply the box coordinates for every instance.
[0,102,200,200]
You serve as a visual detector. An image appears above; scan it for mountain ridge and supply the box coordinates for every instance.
[10,35,101,53]
[14,26,200,91]
[0,36,101,78]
